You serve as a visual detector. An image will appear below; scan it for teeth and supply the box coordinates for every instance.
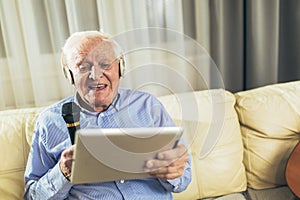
[90,84,105,89]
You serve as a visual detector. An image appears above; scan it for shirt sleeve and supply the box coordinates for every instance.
[158,152,192,193]
[151,96,192,193]
[24,163,73,199]
[24,116,73,199]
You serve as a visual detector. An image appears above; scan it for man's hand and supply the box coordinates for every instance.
[144,144,188,180]
[59,145,75,181]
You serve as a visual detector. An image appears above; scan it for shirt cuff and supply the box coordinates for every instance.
[48,163,73,192]
[159,178,181,192]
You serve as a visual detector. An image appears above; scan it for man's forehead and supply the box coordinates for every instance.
[73,40,115,62]
[79,39,113,53]
[84,42,115,59]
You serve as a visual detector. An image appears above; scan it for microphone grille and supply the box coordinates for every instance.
[62,102,81,123]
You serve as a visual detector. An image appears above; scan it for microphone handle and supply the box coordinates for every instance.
[67,125,80,145]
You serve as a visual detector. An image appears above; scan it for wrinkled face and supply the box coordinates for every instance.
[69,41,120,112]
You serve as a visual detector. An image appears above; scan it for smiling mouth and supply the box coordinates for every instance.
[88,84,107,90]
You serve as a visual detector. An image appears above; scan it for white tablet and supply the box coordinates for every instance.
[70,126,183,184]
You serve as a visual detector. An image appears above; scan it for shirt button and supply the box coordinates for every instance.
[120,179,125,184]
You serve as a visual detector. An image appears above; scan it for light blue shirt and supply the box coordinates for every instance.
[24,88,191,200]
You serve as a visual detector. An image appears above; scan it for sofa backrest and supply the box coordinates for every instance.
[234,81,300,189]
[0,89,247,200]
[0,107,44,199]
[2,81,299,199]
[158,89,247,199]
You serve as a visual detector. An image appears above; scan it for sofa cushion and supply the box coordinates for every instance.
[159,89,247,199]
[203,192,246,200]
[234,81,300,189]
[0,107,44,199]
[246,186,296,200]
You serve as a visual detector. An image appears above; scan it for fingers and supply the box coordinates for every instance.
[61,145,74,161]
[144,144,189,180]
[156,144,187,160]
[148,164,185,179]
[145,152,188,172]
[59,145,75,180]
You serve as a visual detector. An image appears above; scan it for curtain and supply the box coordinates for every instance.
[184,0,300,92]
[0,0,72,110]
[0,0,299,111]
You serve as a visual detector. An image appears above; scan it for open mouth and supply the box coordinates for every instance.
[88,84,107,90]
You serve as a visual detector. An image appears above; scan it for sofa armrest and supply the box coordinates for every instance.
[235,81,300,189]
[0,107,44,199]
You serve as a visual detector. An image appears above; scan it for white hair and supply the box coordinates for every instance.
[62,31,123,68]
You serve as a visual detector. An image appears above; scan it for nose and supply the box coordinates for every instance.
[88,65,104,80]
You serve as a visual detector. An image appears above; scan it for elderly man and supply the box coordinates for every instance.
[24,31,191,199]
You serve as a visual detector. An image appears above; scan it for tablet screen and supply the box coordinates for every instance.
[70,126,183,184]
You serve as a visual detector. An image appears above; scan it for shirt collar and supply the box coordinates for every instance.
[74,92,121,115]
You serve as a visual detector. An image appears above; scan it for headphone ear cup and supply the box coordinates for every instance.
[119,57,125,77]
[61,53,74,85]
[63,66,75,85]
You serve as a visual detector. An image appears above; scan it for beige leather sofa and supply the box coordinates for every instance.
[1,81,299,200]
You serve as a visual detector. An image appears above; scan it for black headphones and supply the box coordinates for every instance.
[61,53,125,85]
[118,55,126,78]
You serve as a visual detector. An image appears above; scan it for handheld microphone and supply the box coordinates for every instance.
[62,102,81,145]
